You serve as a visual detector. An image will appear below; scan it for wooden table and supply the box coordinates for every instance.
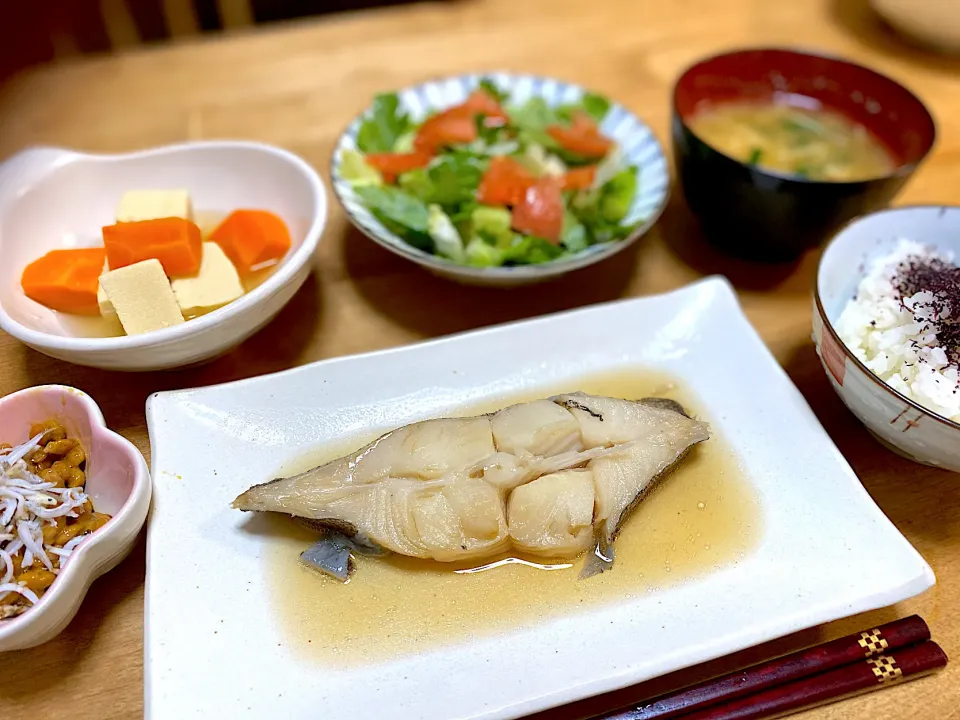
[1,0,958,717]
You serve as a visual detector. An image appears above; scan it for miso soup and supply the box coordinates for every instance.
[689,101,896,182]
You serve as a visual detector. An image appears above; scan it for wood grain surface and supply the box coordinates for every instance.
[0,1,957,718]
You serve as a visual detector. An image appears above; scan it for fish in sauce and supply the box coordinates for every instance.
[232,393,709,580]
[688,101,896,182]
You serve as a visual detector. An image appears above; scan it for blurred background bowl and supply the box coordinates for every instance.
[872,0,960,55]
[672,47,936,263]
[813,204,960,472]
[0,141,327,371]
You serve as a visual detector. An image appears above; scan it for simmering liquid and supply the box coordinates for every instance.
[264,369,762,664]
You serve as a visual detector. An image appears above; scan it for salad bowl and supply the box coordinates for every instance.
[331,72,670,287]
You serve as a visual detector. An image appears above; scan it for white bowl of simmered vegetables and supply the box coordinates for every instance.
[331,73,670,286]
[0,385,150,652]
[0,141,327,371]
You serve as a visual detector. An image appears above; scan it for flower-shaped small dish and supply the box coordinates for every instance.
[0,385,150,652]
[814,205,960,471]
[0,141,327,371]
[331,72,669,287]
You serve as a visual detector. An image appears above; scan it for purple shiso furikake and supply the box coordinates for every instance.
[892,252,960,368]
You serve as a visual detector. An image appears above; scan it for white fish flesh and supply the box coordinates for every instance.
[232,393,710,580]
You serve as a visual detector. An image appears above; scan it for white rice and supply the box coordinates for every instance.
[836,238,960,422]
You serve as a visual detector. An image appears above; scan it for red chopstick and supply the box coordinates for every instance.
[597,616,935,719]
[675,641,947,719]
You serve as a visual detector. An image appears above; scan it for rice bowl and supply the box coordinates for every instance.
[836,238,960,423]
[814,205,960,472]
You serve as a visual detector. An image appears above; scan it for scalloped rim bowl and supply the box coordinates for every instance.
[813,204,960,471]
[331,71,670,287]
[0,141,327,371]
[0,385,151,652]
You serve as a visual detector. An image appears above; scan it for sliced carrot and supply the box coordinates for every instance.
[462,89,509,126]
[511,178,564,243]
[103,217,202,276]
[477,156,536,206]
[210,210,292,275]
[363,151,432,184]
[21,248,106,314]
[547,112,613,159]
[414,105,478,153]
[561,165,597,190]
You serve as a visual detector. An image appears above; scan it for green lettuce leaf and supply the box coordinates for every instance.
[397,155,486,210]
[598,167,637,223]
[339,149,383,187]
[510,97,561,150]
[357,93,412,153]
[355,185,432,251]
[581,92,611,123]
[502,236,566,265]
[570,167,641,244]
[560,209,588,252]
[392,130,417,153]
[477,78,509,104]
[465,237,504,267]
[428,155,486,207]
[471,205,513,247]
[427,205,466,262]
[397,167,432,202]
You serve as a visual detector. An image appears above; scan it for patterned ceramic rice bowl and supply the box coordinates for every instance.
[814,205,960,472]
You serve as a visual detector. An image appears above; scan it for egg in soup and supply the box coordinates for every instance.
[688,101,896,182]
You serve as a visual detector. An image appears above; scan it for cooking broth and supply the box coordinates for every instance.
[262,368,763,664]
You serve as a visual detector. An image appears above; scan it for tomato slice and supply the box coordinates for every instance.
[463,89,509,126]
[477,156,536,206]
[414,89,511,151]
[363,151,432,184]
[511,178,564,243]
[414,106,477,152]
[547,112,613,159]
[561,165,597,191]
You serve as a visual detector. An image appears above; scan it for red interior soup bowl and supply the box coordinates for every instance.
[671,48,935,262]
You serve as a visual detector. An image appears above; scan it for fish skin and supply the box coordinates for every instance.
[300,533,353,582]
[233,393,710,577]
[295,517,388,556]
[577,396,710,578]
[299,526,392,582]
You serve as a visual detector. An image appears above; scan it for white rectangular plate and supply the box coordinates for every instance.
[145,276,934,720]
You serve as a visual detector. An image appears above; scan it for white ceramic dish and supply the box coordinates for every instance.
[145,276,932,720]
[0,385,150,652]
[331,72,670,287]
[0,141,327,371]
[814,204,960,472]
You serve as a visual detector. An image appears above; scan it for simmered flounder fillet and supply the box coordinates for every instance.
[232,393,709,579]
[507,469,596,557]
